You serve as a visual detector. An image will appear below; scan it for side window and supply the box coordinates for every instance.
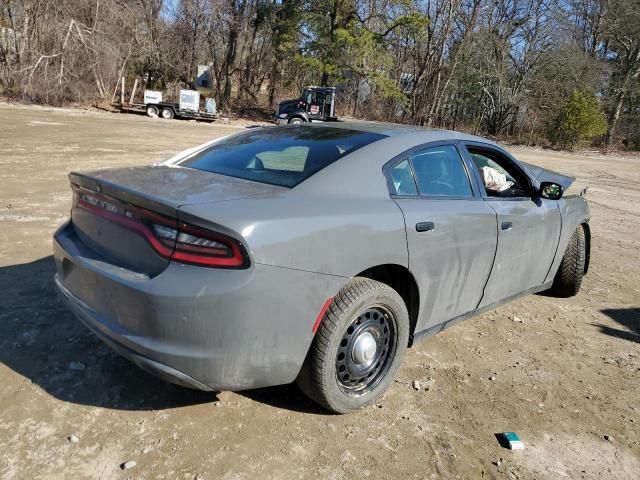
[468,149,530,198]
[389,159,418,195]
[409,145,473,197]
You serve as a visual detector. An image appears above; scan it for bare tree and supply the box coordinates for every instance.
[1,0,639,149]
[603,0,640,145]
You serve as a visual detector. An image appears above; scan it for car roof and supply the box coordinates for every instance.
[289,122,508,197]
[301,121,499,146]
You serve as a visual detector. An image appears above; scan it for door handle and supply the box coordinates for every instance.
[501,221,513,231]
[416,222,435,232]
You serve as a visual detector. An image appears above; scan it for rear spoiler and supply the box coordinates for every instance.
[68,171,178,218]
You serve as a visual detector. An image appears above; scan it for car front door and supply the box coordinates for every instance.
[462,144,562,307]
[386,143,498,333]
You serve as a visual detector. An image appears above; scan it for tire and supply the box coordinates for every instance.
[297,278,409,414]
[288,117,304,124]
[160,108,174,119]
[549,225,586,297]
[146,105,159,117]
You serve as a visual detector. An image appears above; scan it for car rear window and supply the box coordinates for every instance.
[180,126,386,187]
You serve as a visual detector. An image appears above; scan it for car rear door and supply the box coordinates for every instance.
[462,143,562,307]
[386,142,498,333]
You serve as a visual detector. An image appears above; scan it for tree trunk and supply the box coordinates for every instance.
[221,0,246,107]
[321,0,339,87]
[605,86,625,146]
[222,26,238,105]
[605,47,640,146]
[268,0,298,108]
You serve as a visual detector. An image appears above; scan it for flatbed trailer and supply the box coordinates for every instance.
[114,81,219,122]
[117,101,218,122]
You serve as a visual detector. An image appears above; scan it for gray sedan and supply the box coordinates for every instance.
[53,123,591,413]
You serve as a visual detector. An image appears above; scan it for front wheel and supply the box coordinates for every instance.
[297,278,409,413]
[288,117,304,124]
[548,225,586,297]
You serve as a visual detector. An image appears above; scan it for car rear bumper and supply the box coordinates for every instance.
[53,221,344,391]
[55,277,213,390]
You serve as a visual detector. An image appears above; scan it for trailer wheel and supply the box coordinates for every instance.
[146,105,159,118]
[161,108,175,120]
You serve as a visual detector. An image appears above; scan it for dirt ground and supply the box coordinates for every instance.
[0,103,638,480]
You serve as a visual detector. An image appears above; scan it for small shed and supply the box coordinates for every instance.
[196,65,212,88]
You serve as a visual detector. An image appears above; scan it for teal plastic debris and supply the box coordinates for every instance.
[500,432,525,450]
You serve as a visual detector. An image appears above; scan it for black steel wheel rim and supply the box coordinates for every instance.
[335,305,397,397]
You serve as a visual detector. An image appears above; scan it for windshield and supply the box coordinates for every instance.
[180,126,386,188]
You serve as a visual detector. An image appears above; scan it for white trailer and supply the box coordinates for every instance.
[115,80,218,122]
[140,89,217,121]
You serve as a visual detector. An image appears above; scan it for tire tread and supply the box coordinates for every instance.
[297,277,408,413]
[550,225,586,297]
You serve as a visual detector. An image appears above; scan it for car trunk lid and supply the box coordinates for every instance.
[69,165,284,276]
[70,165,286,211]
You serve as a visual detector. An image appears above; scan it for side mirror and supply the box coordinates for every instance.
[539,182,563,200]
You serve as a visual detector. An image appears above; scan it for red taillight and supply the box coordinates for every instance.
[171,222,248,268]
[73,186,249,269]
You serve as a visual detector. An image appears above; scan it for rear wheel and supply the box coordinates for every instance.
[288,117,304,124]
[146,105,159,117]
[549,225,586,297]
[160,108,174,119]
[297,278,409,413]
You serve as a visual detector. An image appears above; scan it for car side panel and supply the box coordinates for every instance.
[178,196,409,277]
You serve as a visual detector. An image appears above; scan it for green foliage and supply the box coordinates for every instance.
[301,0,428,89]
[294,53,328,75]
[555,91,607,149]
[370,72,408,105]
[386,12,430,38]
